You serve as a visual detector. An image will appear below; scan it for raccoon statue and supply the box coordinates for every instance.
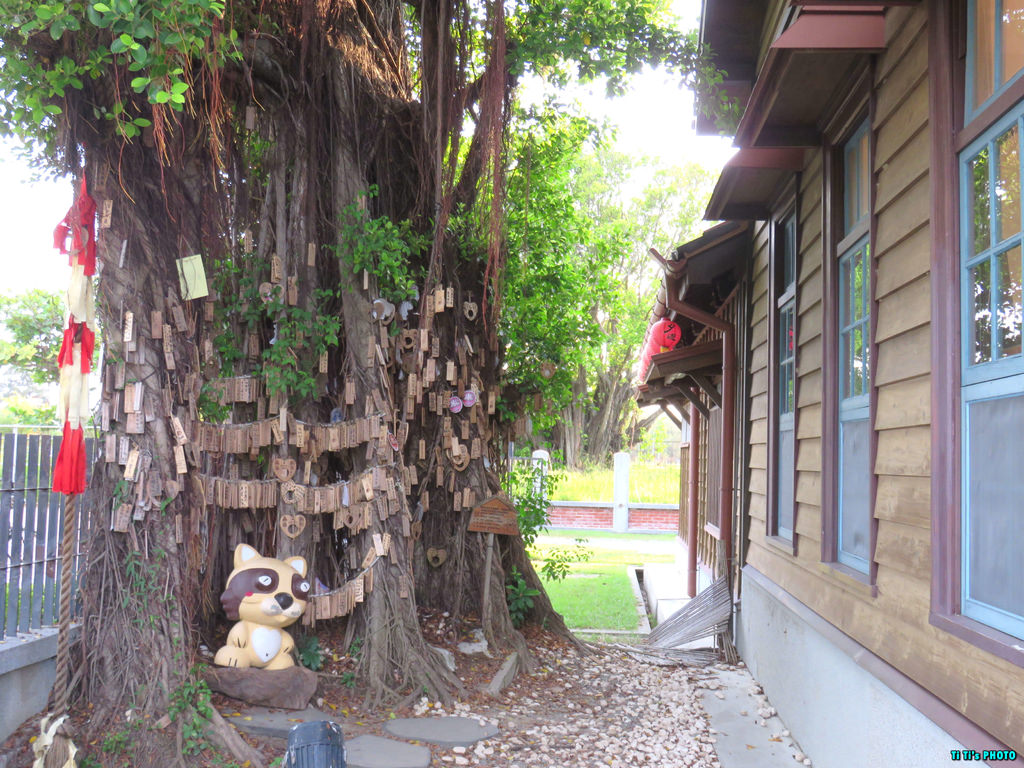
[214,544,311,670]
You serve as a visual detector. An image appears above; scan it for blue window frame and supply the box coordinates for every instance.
[966,0,1024,123]
[837,119,872,573]
[959,102,1024,639]
[776,214,797,540]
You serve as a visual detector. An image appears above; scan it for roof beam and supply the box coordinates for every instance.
[675,384,712,420]
[690,373,723,410]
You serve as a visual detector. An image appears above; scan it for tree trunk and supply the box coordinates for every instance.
[64,2,573,761]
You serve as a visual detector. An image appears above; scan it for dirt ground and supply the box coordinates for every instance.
[1,610,728,768]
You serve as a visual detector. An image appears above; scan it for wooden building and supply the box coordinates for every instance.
[639,2,1024,764]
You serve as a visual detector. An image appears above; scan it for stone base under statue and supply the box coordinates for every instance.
[204,665,318,710]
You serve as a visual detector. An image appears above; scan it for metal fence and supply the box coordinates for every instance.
[1,431,99,640]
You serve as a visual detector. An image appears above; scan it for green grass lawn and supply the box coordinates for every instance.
[551,463,680,505]
[530,532,674,630]
[540,564,639,630]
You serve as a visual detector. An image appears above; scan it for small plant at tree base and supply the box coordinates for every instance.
[340,671,356,688]
[347,635,363,660]
[535,538,593,582]
[502,455,564,547]
[168,671,215,757]
[295,635,325,671]
[505,567,540,628]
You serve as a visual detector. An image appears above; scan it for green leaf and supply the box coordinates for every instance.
[131,45,147,65]
[130,76,150,91]
[92,2,110,10]
[153,90,170,104]
[110,37,127,53]
[170,81,189,96]
[35,6,54,20]
[133,117,151,127]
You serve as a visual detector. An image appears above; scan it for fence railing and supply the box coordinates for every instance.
[1,432,98,640]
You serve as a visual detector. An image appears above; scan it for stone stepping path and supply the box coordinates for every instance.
[228,708,496,768]
[384,716,499,747]
[346,734,430,768]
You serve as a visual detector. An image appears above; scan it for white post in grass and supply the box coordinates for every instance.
[531,449,550,499]
[612,451,630,532]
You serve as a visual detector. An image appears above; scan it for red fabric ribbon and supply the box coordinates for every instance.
[56,322,95,374]
[53,176,97,276]
[52,422,87,495]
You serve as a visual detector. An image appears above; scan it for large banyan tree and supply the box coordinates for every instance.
[1,0,712,762]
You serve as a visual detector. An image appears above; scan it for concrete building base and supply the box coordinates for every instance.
[736,567,970,768]
[0,627,75,743]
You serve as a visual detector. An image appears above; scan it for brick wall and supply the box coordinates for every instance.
[627,507,678,532]
[547,505,614,529]
[547,504,678,533]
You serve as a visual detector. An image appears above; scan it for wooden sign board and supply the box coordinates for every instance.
[467,494,518,536]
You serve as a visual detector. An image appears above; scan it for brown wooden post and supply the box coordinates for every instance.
[688,403,701,598]
[667,291,735,588]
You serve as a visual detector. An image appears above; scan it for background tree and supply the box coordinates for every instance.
[0,290,64,424]
[0,290,64,386]
[0,0,718,762]
[502,129,714,466]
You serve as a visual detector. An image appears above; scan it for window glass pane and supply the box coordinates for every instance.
[852,326,865,397]
[841,258,852,326]
[975,0,996,109]
[779,305,789,359]
[777,426,795,538]
[786,361,795,413]
[1001,0,1024,88]
[862,337,872,396]
[972,259,993,363]
[859,131,871,218]
[971,147,992,255]
[997,245,1023,356]
[966,393,1024,620]
[840,329,851,399]
[864,243,872,315]
[845,144,858,232]
[996,124,1020,241]
[852,250,865,321]
[839,418,871,569]
[783,217,796,289]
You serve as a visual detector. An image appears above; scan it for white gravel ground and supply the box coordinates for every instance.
[420,643,730,768]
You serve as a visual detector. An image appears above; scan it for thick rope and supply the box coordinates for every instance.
[53,493,76,716]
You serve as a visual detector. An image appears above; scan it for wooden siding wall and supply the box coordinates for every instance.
[742,6,1024,750]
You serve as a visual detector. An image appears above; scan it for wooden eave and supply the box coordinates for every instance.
[773,7,886,50]
[696,0,890,148]
[696,0,768,135]
[789,0,918,5]
[704,148,806,221]
[647,339,724,384]
[732,45,869,149]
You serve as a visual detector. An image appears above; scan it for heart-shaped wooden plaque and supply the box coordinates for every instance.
[279,514,307,539]
[426,547,447,568]
[272,456,297,482]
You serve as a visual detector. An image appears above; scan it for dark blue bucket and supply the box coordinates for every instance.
[284,720,346,768]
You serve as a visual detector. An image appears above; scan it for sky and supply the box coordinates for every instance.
[0,0,734,300]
